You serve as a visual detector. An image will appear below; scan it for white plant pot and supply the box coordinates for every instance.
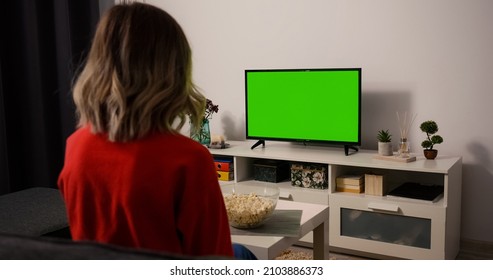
[378,142,393,156]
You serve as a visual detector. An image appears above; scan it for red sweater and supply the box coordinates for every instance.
[58,126,233,257]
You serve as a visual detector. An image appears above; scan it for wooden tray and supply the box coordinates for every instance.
[373,154,417,163]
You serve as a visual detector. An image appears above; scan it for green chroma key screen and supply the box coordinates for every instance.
[245,68,361,144]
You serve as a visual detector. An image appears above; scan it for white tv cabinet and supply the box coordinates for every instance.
[210,140,462,260]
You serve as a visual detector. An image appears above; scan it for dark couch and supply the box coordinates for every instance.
[0,187,69,237]
[0,232,195,260]
[0,187,229,260]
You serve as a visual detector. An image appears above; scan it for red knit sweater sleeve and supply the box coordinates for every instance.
[175,147,234,257]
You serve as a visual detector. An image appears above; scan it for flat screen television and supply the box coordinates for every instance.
[245,68,361,155]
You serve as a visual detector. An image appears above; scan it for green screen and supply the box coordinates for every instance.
[245,69,360,144]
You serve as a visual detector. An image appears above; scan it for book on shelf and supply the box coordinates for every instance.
[336,183,363,190]
[336,187,364,193]
[213,156,234,172]
[336,183,364,193]
[336,174,364,186]
[386,182,444,203]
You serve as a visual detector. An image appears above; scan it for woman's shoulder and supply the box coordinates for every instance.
[148,132,204,146]
[144,132,211,155]
[66,126,97,144]
[66,127,211,157]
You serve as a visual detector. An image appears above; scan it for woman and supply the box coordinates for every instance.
[58,2,236,258]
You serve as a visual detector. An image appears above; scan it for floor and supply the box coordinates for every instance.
[276,245,368,260]
[277,244,493,260]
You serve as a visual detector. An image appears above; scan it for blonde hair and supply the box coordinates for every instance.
[73,2,205,142]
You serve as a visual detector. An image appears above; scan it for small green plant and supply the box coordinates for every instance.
[377,129,392,143]
[420,120,443,150]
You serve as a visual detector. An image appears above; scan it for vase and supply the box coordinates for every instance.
[398,138,410,158]
[378,142,393,156]
[191,119,211,145]
[424,149,438,160]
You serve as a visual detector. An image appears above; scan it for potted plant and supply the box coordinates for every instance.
[377,129,393,156]
[420,120,443,159]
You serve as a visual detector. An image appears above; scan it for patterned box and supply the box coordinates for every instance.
[290,162,328,189]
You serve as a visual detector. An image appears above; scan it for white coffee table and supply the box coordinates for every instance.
[230,199,329,260]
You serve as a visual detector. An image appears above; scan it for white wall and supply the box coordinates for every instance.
[146,0,493,243]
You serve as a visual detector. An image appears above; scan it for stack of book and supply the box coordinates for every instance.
[214,157,234,181]
[336,175,364,193]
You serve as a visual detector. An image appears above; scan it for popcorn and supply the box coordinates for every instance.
[223,193,276,228]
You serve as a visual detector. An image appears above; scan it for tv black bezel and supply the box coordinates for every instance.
[244,68,362,151]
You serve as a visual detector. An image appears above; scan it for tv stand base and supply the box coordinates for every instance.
[344,145,359,156]
[251,140,265,150]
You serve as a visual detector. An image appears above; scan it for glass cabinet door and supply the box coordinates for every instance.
[340,208,432,249]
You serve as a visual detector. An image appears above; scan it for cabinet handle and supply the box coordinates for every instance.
[279,190,292,200]
[367,202,399,213]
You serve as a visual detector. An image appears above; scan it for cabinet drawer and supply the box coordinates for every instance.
[340,208,431,249]
[329,195,446,259]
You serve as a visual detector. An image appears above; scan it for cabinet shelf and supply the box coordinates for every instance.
[210,140,462,259]
[330,191,446,208]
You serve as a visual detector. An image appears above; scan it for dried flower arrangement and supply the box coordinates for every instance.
[204,99,219,120]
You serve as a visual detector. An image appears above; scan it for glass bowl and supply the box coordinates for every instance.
[222,184,280,229]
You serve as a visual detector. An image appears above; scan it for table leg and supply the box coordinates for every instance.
[312,222,326,260]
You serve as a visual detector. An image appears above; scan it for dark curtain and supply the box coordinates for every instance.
[0,1,101,195]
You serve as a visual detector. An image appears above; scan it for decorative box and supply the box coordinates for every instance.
[214,156,233,172]
[290,162,328,189]
[253,160,290,183]
[217,171,234,181]
[215,160,233,172]
[364,174,387,196]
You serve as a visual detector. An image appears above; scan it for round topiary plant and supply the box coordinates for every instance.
[420,120,443,159]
